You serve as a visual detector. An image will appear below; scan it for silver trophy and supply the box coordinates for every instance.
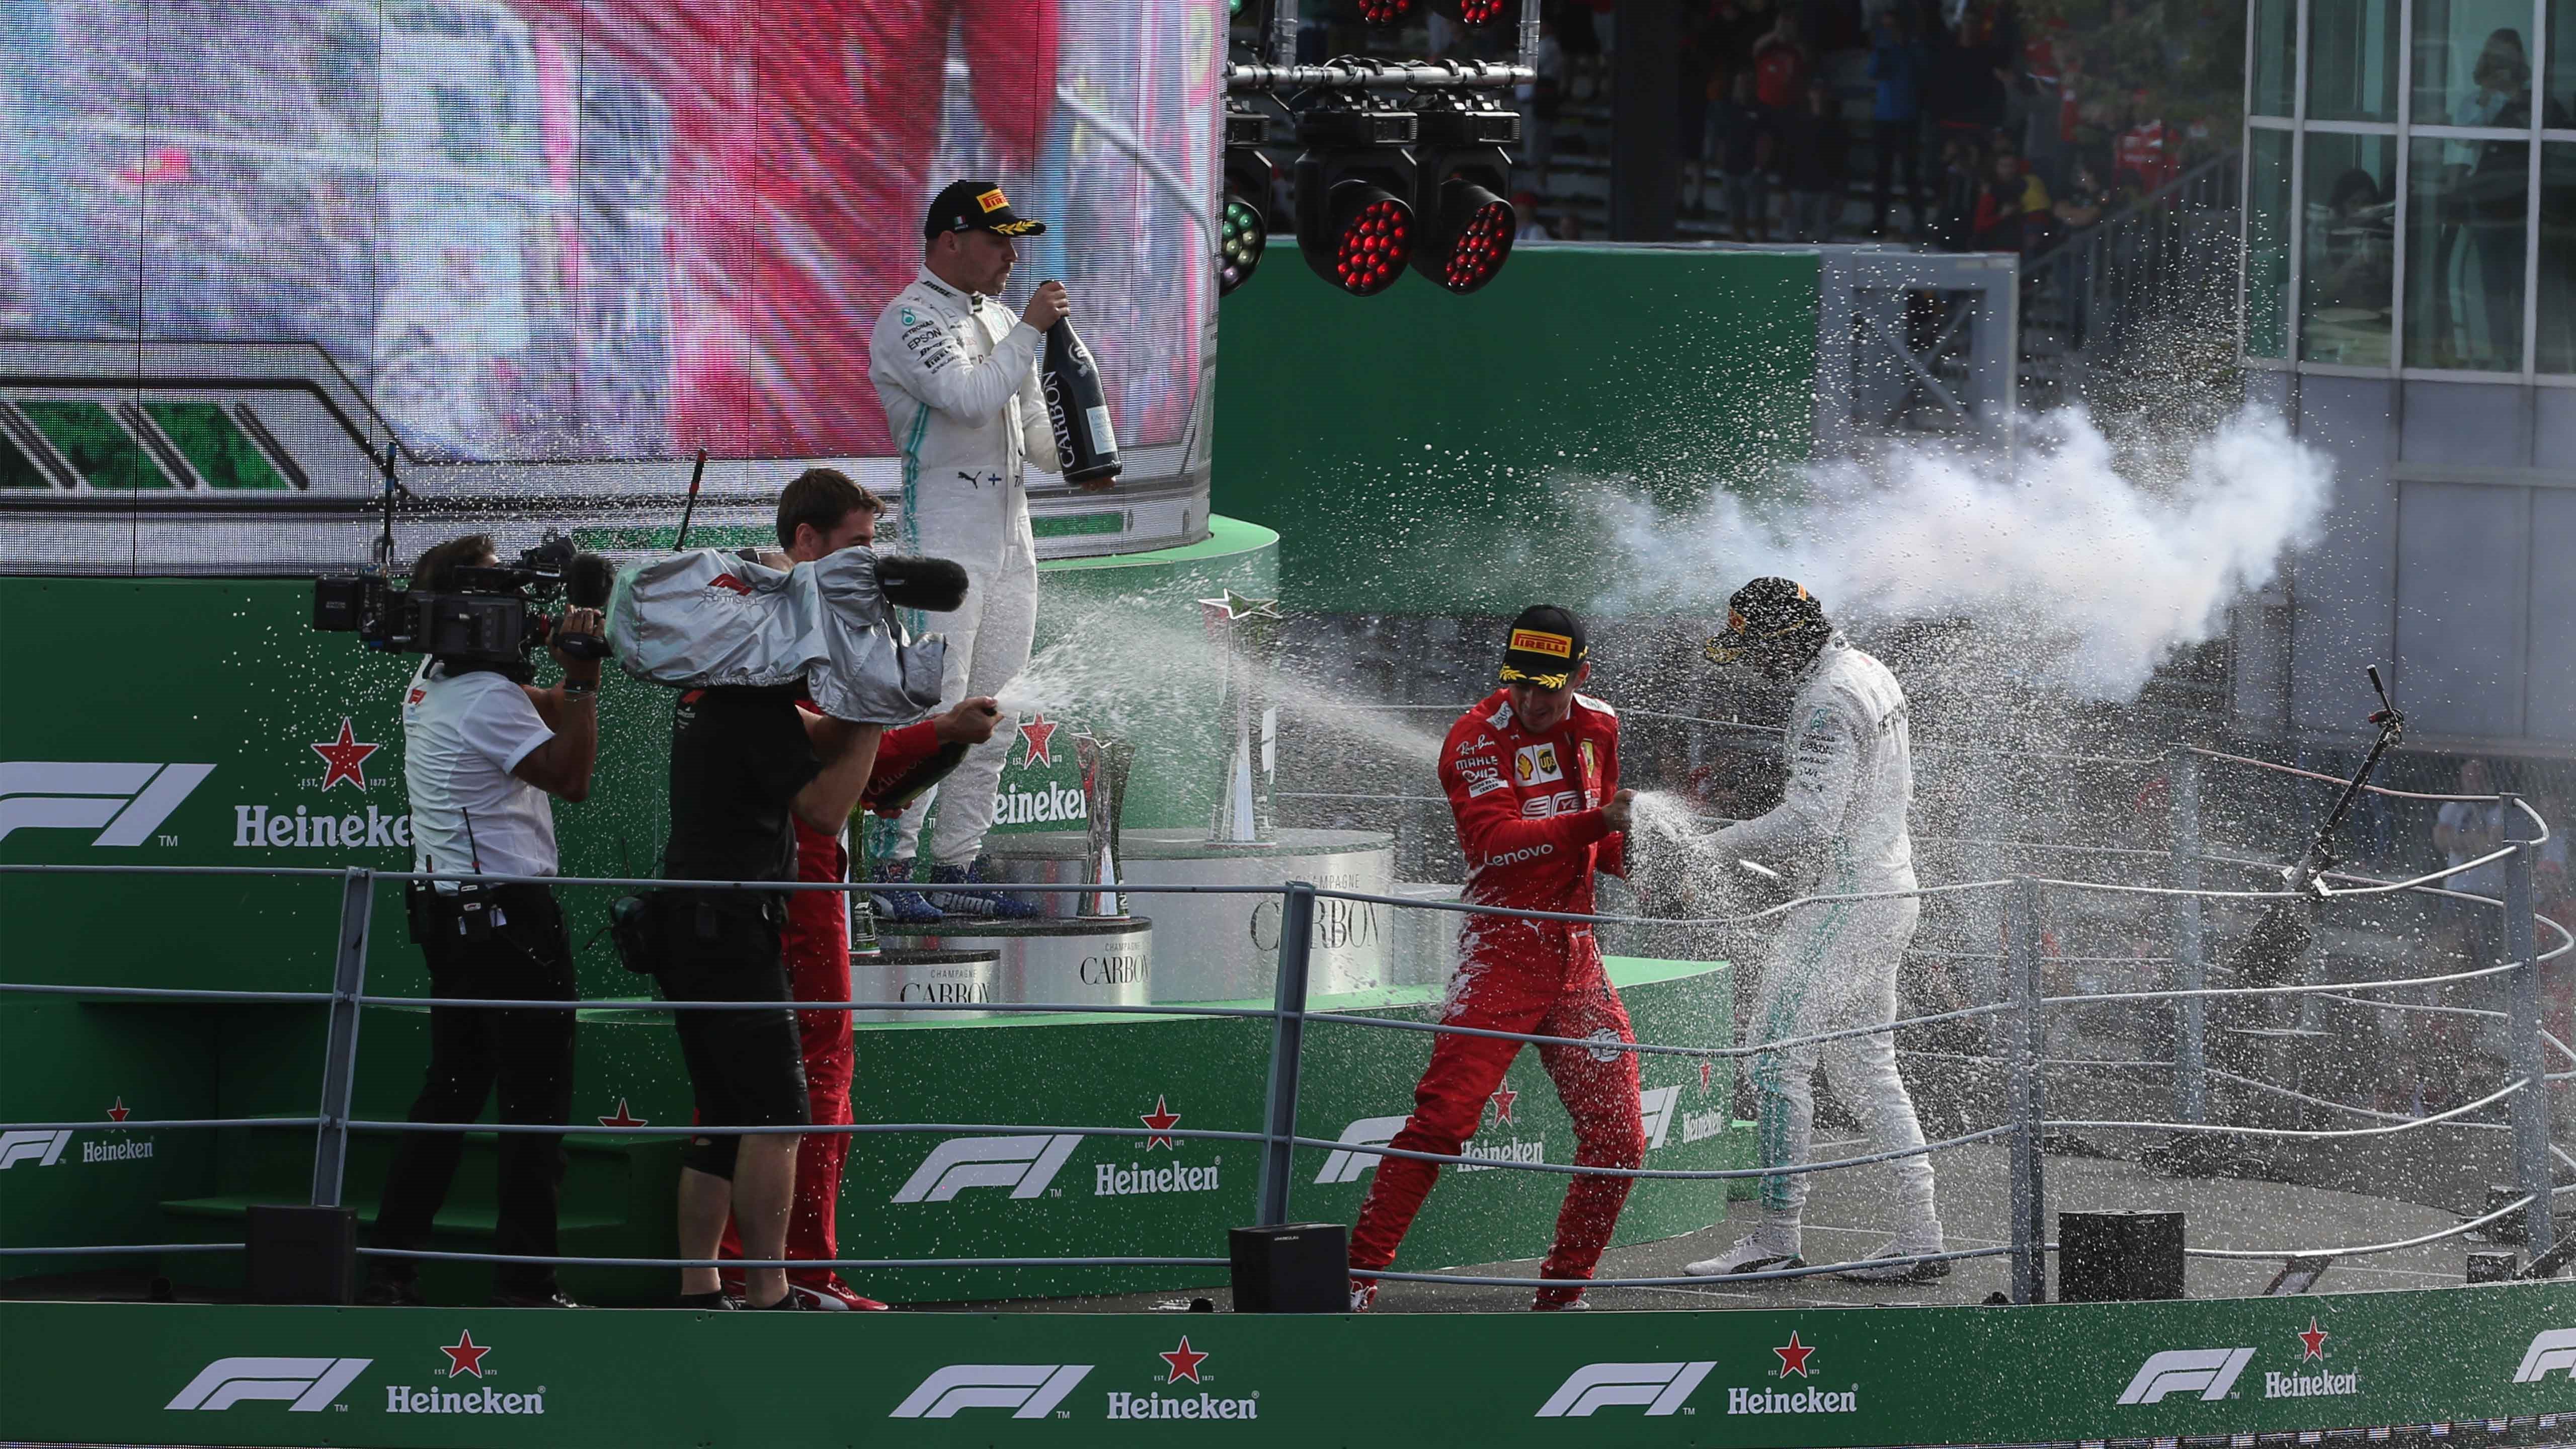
[1199,589,1283,846]
[1072,732,1135,919]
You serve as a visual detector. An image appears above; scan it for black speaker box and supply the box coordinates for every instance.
[1229,1223,1348,1312]
[246,1203,358,1305]
[2059,1209,2184,1302]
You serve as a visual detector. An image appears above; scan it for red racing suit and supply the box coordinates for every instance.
[719,719,945,1286]
[1348,689,1643,1300]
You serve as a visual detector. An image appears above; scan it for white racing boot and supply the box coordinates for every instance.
[1682,1221,1804,1277]
[1835,1221,1948,1283]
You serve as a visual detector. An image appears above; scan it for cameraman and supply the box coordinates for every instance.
[659,468,899,1311]
[364,533,601,1309]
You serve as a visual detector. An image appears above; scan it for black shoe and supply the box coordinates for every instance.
[358,1278,426,1307]
[676,1290,742,1311]
[489,1287,583,1308]
[748,1289,811,1310]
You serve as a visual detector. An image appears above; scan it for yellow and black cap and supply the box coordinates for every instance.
[1498,604,1588,690]
[924,179,1048,240]
[1705,577,1825,664]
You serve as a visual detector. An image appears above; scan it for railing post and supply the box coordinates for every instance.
[310,868,375,1208]
[2169,746,2208,1126]
[1254,882,1317,1227]
[2502,795,2556,1250]
[2006,877,2048,1304]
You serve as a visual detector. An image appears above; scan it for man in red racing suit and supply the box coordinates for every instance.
[1348,606,1642,1311]
[713,705,995,1308]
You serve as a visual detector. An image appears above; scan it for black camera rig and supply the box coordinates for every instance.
[313,532,612,670]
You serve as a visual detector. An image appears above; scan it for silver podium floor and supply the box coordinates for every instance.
[943,1144,2483,1314]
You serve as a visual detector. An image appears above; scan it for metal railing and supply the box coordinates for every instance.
[0,746,2566,1303]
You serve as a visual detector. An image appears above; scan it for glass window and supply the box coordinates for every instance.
[2540,143,2576,371]
[2252,0,2296,116]
[2412,0,2541,129]
[2405,134,2531,369]
[2549,0,2576,128]
[2309,0,2402,121]
[2247,128,2295,357]
[2302,133,2399,363]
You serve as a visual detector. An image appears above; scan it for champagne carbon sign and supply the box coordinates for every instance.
[9,1284,2576,1447]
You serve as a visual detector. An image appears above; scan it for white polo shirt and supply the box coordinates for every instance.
[403,660,558,882]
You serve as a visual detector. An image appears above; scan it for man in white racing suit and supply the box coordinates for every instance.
[865,179,1068,921]
[1681,578,1944,1284]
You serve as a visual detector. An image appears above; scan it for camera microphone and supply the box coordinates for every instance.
[876,555,971,613]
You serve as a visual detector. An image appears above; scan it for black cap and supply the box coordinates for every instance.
[1705,578,1825,664]
[1498,605,1588,690]
[923,179,1048,240]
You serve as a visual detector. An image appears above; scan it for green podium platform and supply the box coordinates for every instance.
[150,957,1747,1305]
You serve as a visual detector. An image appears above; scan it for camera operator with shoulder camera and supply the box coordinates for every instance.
[658,467,918,1312]
[364,533,603,1309]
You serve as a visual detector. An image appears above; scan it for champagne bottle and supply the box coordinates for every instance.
[1040,313,1122,484]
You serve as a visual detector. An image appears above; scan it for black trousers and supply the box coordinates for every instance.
[370,884,577,1294]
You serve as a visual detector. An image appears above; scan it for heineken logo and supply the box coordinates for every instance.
[309,717,382,791]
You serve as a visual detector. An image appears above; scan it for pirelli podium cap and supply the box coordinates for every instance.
[1498,605,1588,690]
[924,179,1048,239]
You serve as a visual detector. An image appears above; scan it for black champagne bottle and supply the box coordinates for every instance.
[1041,313,1122,484]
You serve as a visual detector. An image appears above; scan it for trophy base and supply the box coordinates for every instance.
[851,948,1004,1024]
[984,827,1394,1003]
[875,914,1155,1012]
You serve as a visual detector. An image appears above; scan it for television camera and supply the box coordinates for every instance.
[312,533,613,670]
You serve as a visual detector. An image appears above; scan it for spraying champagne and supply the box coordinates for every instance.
[1040,305,1121,486]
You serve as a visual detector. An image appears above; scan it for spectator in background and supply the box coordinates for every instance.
[1717,70,1777,242]
[1751,11,1811,112]
[1779,76,1849,241]
[1512,191,1552,242]
[1869,7,1926,237]
[1969,144,2045,251]
[1929,130,1984,249]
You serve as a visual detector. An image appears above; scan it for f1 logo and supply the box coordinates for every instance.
[890,1364,1092,1419]
[1314,1114,1408,1185]
[0,763,213,846]
[2118,1348,2255,1404]
[0,1130,71,1170]
[2515,1329,2576,1382]
[1535,1361,1716,1417]
[891,1134,1081,1203]
[167,1357,372,1412]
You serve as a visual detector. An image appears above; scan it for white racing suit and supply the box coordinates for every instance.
[1714,636,1935,1239]
[866,266,1061,865]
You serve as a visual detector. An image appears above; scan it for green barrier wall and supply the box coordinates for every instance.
[8,1283,2576,1447]
[1209,245,1821,614]
[140,958,1739,1306]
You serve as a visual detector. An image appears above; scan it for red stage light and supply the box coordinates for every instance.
[1331,195,1412,295]
[1356,0,1415,23]
[1434,195,1514,292]
[1459,0,1506,21]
